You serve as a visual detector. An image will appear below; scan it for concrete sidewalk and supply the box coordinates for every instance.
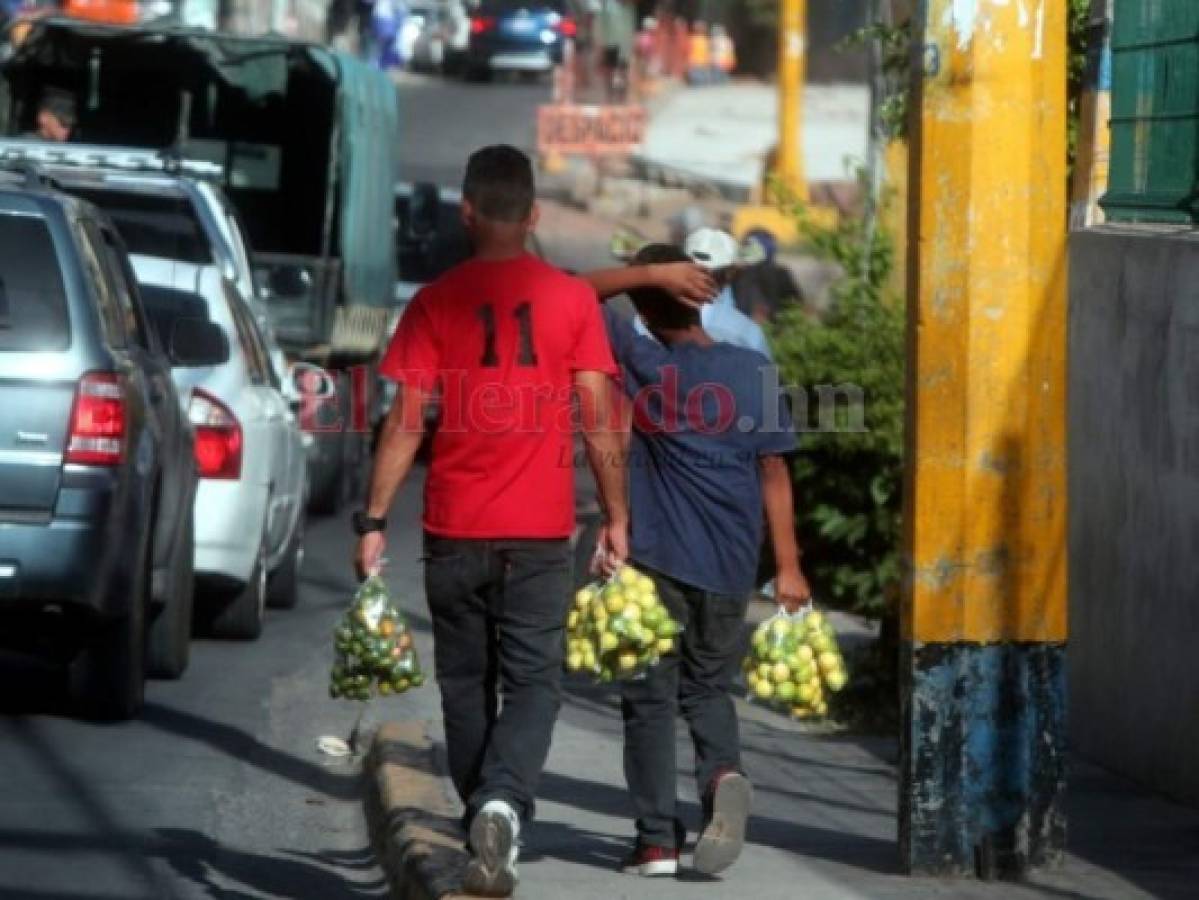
[632,81,870,201]
[361,479,1199,900]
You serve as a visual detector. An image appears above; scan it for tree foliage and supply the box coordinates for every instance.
[770,192,906,618]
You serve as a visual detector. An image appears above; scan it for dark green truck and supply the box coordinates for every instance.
[0,19,399,512]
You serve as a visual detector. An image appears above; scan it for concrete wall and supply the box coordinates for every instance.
[1069,227,1199,806]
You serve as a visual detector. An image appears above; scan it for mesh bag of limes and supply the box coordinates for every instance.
[329,576,426,701]
[743,606,848,719]
[564,565,682,683]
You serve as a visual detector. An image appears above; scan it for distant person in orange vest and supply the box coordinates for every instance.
[711,23,735,82]
[686,21,711,85]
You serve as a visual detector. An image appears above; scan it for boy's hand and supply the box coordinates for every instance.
[592,520,629,576]
[355,532,386,581]
[653,262,718,307]
[775,566,813,614]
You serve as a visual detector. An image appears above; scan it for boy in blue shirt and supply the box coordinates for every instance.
[601,244,811,879]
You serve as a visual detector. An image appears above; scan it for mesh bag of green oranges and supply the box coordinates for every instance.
[564,565,682,683]
[743,605,848,719]
[329,576,426,701]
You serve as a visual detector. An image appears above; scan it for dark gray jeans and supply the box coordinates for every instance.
[621,565,750,848]
[423,532,572,826]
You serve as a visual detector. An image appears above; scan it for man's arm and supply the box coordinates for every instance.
[760,454,812,612]
[574,369,629,572]
[354,382,428,578]
[583,262,716,305]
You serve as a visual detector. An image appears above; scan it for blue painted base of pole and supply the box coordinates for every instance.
[899,642,1067,878]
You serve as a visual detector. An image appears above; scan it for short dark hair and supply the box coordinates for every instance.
[39,88,77,129]
[463,145,535,223]
[629,244,700,331]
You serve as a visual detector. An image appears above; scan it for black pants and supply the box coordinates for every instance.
[423,533,572,826]
[620,566,750,848]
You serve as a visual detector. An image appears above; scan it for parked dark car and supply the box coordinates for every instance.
[0,168,227,718]
[465,0,575,79]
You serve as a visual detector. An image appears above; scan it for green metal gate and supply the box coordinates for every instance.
[1101,0,1199,223]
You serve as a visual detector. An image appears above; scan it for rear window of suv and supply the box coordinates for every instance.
[69,188,213,266]
[0,215,71,352]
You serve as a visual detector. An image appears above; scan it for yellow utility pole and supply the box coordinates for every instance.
[775,0,806,200]
[900,0,1069,877]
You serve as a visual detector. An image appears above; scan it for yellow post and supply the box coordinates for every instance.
[775,0,806,201]
[900,0,1069,876]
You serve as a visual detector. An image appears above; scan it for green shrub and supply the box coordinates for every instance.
[770,197,905,619]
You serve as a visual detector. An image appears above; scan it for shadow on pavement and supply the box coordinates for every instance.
[1063,759,1199,900]
[536,769,899,877]
[0,651,74,717]
[140,702,360,801]
[155,828,386,899]
[0,709,383,898]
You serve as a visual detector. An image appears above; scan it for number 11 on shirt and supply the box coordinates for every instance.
[477,302,538,367]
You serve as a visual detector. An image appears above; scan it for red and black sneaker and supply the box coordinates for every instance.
[620,843,680,877]
[694,769,753,876]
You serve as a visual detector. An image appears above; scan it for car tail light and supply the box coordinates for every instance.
[557,16,577,37]
[66,372,126,466]
[190,388,242,480]
[470,15,495,34]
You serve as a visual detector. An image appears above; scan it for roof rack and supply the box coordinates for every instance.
[0,140,222,181]
[0,158,61,192]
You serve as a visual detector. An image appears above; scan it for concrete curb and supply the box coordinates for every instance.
[366,720,470,900]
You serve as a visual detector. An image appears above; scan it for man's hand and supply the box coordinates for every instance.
[592,519,629,576]
[355,532,386,581]
[653,262,718,307]
[774,565,813,614]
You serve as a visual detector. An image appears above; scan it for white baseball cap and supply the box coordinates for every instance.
[684,227,739,270]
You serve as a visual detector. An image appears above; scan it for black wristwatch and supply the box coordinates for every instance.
[352,511,387,536]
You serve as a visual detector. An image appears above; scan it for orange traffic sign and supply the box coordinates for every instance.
[538,104,647,157]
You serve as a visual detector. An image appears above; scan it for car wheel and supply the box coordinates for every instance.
[267,512,305,610]
[209,540,267,640]
[466,62,492,82]
[147,513,194,679]
[69,529,149,720]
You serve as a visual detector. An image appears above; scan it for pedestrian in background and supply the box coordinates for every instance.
[356,146,629,897]
[734,229,803,324]
[604,242,810,878]
[370,0,407,69]
[31,87,75,142]
[685,227,773,358]
[711,23,735,82]
[598,0,635,102]
[685,20,711,85]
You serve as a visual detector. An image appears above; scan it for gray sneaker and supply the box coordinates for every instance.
[463,800,520,897]
[693,771,753,876]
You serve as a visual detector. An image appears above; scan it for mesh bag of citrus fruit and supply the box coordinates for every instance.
[329,576,426,701]
[564,564,682,683]
[743,605,848,719]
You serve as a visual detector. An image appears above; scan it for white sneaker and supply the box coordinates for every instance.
[463,799,520,897]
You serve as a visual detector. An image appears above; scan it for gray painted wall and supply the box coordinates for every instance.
[1069,227,1199,806]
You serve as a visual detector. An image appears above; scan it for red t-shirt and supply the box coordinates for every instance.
[378,253,618,539]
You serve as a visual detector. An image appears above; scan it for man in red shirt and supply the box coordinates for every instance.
[354,145,628,897]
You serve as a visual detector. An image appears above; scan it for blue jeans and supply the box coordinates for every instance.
[423,533,572,826]
[620,565,750,847]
